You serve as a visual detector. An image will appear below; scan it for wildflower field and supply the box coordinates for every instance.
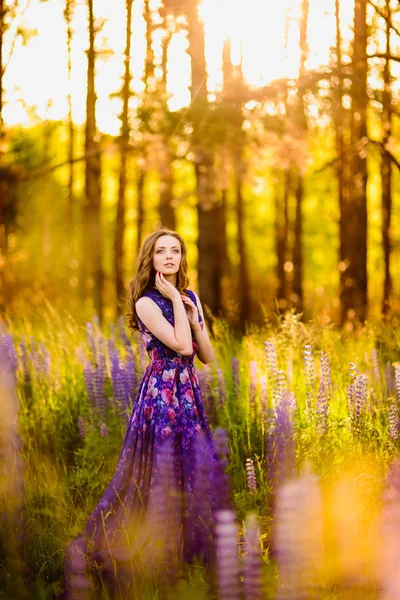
[1,310,400,599]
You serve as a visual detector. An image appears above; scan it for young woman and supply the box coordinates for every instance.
[64,228,230,598]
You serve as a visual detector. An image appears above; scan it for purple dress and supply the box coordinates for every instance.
[65,288,230,598]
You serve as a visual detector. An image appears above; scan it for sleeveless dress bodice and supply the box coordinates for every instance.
[137,287,204,365]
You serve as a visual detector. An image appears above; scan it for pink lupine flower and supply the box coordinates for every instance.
[246,458,257,493]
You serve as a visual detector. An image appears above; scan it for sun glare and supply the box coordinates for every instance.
[3,0,357,134]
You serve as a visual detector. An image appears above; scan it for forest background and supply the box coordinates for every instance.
[0,0,399,332]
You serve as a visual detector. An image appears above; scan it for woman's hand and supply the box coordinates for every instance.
[154,271,181,301]
[180,294,201,329]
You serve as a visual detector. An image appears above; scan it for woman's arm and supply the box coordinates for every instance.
[135,273,193,356]
[191,292,214,365]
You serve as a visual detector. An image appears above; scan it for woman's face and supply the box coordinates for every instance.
[153,235,182,276]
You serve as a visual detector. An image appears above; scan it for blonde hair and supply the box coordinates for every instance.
[125,228,190,332]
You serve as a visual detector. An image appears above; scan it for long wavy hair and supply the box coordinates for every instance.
[125,228,190,332]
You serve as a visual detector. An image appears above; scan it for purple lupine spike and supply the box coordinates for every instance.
[39,341,52,378]
[349,362,358,384]
[264,340,278,381]
[317,353,332,435]
[259,374,268,426]
[371,348,381,385]
[83,361,96,411]
[199,365,216,424]
[274,470,323,600]
[378,457,400,599]
[275,370,288,406]
[215,509,241,600]
[246,458,257,494]
[243,513,264,600]
[78,417,86,439]
[86,321,96,357]
[394,363,400,405]
[217,368,227,408]
[93,360,107,423]
[267,390,296,492]
[146,438,181,581]
[0,334,18,377]
[125,349,138,404]
[249,361,257,419]
[214,428,230,462]
[118,316,132,353]
[100,423,108,437]
[350,373,368,438]
[386,362,394,396]
[303,344,315,420]
[111,361,130,424]
[18,340,31,385]
[388,400,399,440]
[232,357,240,399]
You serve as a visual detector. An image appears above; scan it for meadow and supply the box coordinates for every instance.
[1,307,400,599]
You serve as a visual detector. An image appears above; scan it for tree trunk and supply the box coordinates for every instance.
[340,0,368,325]
[136,167,145,253]
[0,0,6,314]
[82,0,103,322]
[64,0,75,232]
[292,0,309,313]
[115,0,133,317]
[275,168,290,308]
[381,0,392,316]
[334,0,351,326]
[159,148,175,230]
[187,1,221,321]
[233,148,250,330]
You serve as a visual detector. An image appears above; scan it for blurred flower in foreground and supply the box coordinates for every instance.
[274,467,323,599]
[243,513,264,600]
[215,509,241,600]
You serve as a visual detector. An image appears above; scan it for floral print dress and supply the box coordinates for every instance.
[64,288,229,598]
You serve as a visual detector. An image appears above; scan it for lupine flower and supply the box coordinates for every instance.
[394,363,400,405]
[125,348,138,404]
[18,340,31,385]
[100,423,108,437]
[249,361,257,418]
[274,469,323,599]
[303,344,315,420]
[83,361,96,410]
[86,321,96,357]
[215,509,241,600]
[377,457,400,600]
[0,334,18,377]
[111,361,130,424]
[267,390,296,492]
[259,374,268,426]
[243,513,264,600]
[146,438,180,581]
[246,458,257,493]
[214,427,230,463]
[317,353,332,435]
[93,355,107,422]
[386,362,394,396]
[78,417,86,439]
[264,340,278,380]
[217,368,227,408]
[199,365,216,424]
[388,400,399,440]
[275,370,288,406]
[350,373,369,439]
[118,316,132,353]
[371,348,381,385]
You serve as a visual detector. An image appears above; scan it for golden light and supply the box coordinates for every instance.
[3,0,357,134]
